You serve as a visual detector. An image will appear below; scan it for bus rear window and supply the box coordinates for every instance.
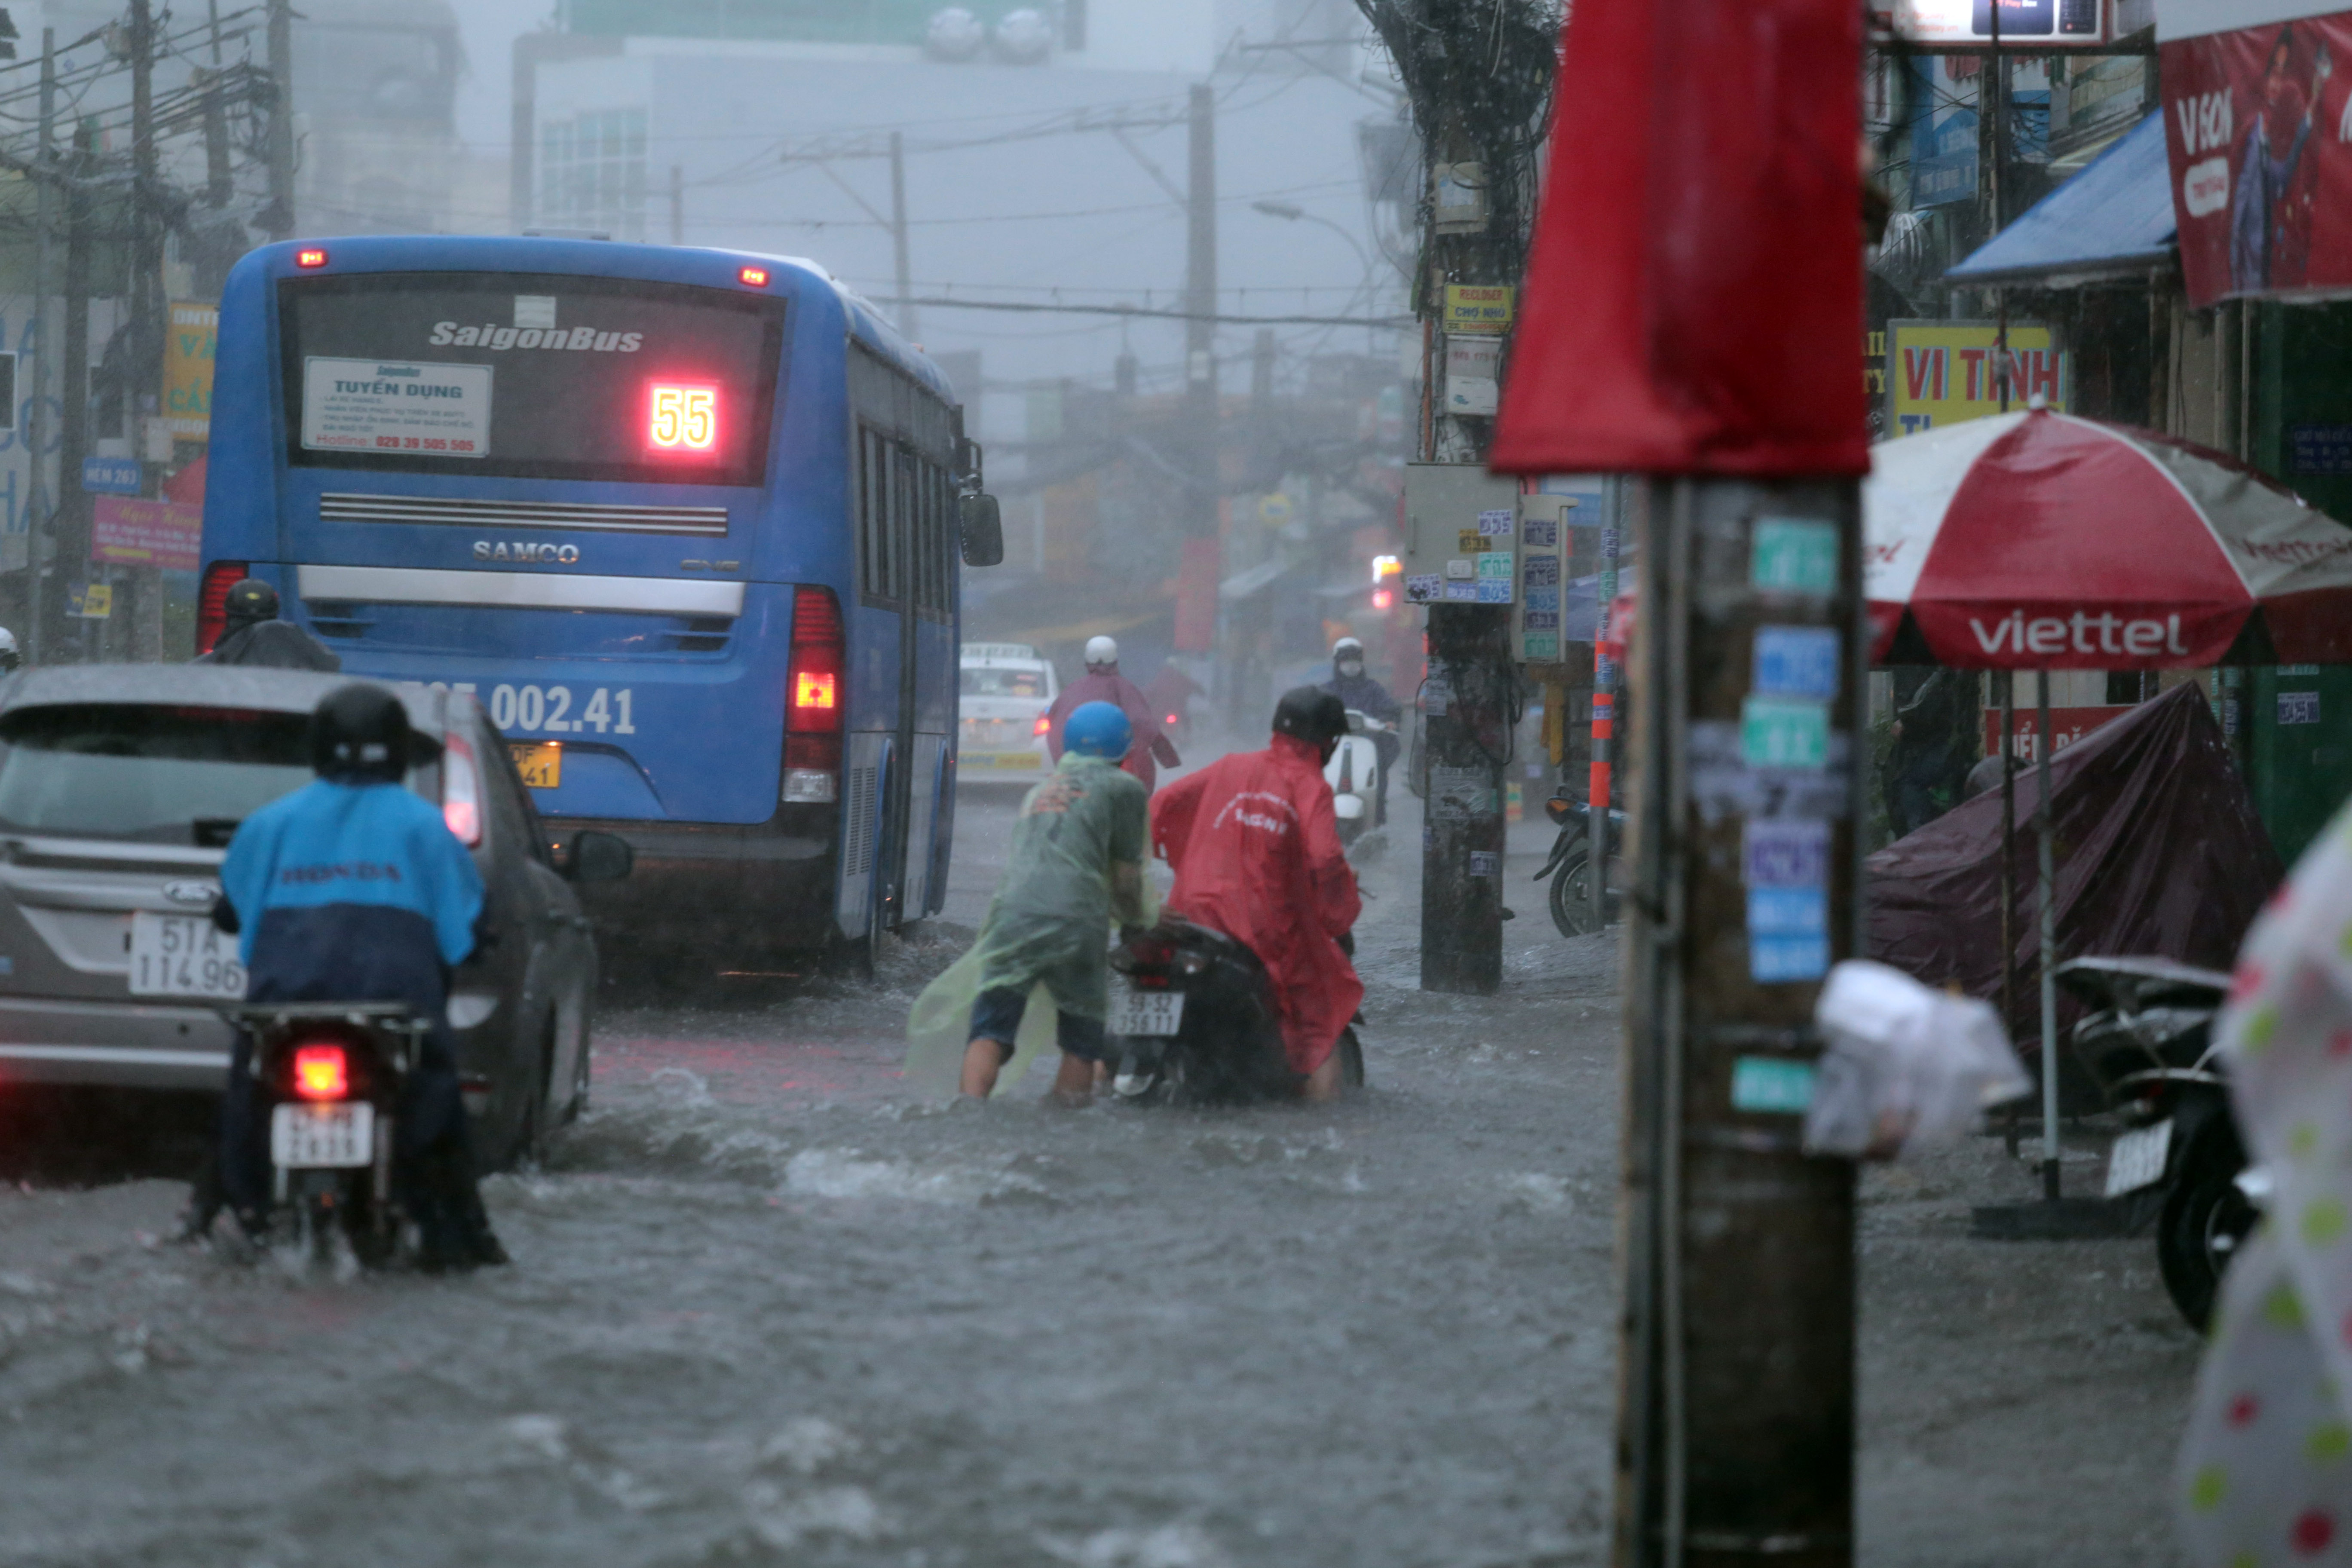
[279,272,787,487]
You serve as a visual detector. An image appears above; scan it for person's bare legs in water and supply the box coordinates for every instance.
[959,1038,1097,1105]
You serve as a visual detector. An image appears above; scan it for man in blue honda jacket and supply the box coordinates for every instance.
[214,683,506,1269]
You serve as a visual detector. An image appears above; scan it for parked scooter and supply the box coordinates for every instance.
[2059,956,2250,1330]
[229,1001,431,1272]
[1325,709,1391,851]
[1534,787,1626,937]
[1106,917,1364,1103]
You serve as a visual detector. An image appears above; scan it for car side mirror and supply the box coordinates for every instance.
[959,492,1004,567]
[558,830,634,883]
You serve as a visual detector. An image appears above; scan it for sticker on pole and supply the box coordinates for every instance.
[301,358,493,456]
[1740,696,1830,770]
[1730,1055,1817,1113]
[1743,819,1829,888]
[1747,885,1829,982]
[1752,626,1841,700]
[1750,517,1838,596]
[1476,508,1514,537]
[1405,573,1442,603]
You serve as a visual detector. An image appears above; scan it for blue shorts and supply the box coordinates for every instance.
[969,987,1109,1064]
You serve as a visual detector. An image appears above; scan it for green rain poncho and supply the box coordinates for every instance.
[903,753,1151,1098]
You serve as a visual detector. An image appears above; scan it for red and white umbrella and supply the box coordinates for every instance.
[1865,407,2352,668]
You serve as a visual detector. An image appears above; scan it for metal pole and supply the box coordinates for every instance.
[1183,83,1217,541]
[26,28,53,665]
[1590,485,1620,934]
[1998,668,2018,1154]
[1620,477,1860,1567]
[2038,673,2061,1199]
[265,0,295,239]
[668,164,683,245]
[888,131,917,343]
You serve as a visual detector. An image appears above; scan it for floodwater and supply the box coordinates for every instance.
[0,767,2198,1567]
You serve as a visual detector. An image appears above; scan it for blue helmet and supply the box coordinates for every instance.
[1064,701,1132,760]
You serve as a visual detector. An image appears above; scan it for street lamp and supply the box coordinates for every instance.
[1250,199,1376,277]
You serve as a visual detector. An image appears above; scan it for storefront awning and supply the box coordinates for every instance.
[1945,112,2174,288]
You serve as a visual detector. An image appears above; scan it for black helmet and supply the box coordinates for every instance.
[224,578,280,626]
[309,684,411,783]
[1272,686,1348,751]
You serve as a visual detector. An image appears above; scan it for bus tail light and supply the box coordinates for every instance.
[441,729,484,846]
[196,561,247,653]
[784,588,844,805]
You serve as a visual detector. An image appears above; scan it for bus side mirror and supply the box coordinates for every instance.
[959,492,1004,567]
[558,830,634,883]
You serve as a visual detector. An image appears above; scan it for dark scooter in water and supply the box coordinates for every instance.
[1107,918,1364,1103]
[1534,787,1626,938]
[2059,956,2252,1330]
[228,1001,433,1272]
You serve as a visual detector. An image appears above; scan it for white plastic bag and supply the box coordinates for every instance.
[1803,959,2031,1161]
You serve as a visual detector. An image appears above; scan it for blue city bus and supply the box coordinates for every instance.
[199,236,1001,968]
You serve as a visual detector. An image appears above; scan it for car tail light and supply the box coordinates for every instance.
[441,729,484,846]
[784,588,844,805]
[196,560,247,653]
[1033,715,1050,737]
[291,1043,349,1101]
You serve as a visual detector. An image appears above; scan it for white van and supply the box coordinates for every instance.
[958,643,1058,780]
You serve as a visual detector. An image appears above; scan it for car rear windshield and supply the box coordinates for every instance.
[961,667,1046,698]
[0,706,316,843]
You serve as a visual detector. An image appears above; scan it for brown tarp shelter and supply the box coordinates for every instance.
[1865,682,2282,1085]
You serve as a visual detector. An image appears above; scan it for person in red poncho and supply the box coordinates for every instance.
[1150,687,1363,1100]
[1046,636,1181,793]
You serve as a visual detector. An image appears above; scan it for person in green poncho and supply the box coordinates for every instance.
[959,700,1150,1104]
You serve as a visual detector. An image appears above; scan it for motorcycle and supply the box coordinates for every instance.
[2058,956,2251,1330]
[1106,917,1365,1104]
[1325,709,1392,851]
[1534,787,1626,938]
[229,1001,431,1272]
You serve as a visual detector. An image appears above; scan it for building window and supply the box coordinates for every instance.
[539,108,647,239]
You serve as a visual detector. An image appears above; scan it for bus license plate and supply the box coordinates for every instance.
[127,911,246,999]
[510,742,562,788]
[1111,988,1185,1037]
[270,1102,374,1168]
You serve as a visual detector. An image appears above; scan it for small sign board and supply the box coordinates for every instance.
[69,582,113,619]
[82,455,143,495]
[1441,284,1515,335]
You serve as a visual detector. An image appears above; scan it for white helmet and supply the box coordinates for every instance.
[1332,636,1364,659]
[1084,635,1119,667]
[0,627,19,672]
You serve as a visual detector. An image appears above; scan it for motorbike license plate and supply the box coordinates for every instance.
[510,741,562,789]
[1111,987,1186,1037]
[270,1102,374,1169]
[126,911,246,999]
[2104,1118,2173,1197]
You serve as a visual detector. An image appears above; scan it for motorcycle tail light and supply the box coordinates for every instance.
[291,1043,349,1101]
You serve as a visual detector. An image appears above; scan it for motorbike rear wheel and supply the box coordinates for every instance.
[2157,1114,2254,1332]
[1338,1028,1366,1088]
[1550,854,1598,938]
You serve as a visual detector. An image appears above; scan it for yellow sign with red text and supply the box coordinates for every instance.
[1885,319,2067,437]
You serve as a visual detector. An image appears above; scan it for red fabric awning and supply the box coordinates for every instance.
[1489,0,1871,477]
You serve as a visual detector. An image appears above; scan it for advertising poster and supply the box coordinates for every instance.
[2161,10,2352,306]
[163,302,217,439]
[1885,319,2069,434]
[1873,0,2116,45]
[300,358,493,456]
[91,496,202,571]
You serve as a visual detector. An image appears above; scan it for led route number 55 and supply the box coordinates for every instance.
[648,383,719,453]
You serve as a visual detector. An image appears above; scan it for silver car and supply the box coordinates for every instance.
[0,665,626,1170]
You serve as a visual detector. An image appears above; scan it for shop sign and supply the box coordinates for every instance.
[1886,319,2068,435]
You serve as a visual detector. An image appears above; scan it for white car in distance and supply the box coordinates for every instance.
[958,643,1057,782]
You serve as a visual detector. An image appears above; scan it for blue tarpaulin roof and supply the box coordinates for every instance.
[1945,112,2175,286]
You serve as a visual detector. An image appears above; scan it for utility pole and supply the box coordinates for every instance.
[1183,83,1217,542]
[54,119,92,662]
[25,26,52,663]
[1618,477,1863,1567]
[669,164,684,245]
[264,0,294,239]
[202,0,232,208]
[888,131,917,343]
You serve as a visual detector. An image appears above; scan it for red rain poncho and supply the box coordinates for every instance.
[1047,671,1181,792]
[1150,735,1363,1075]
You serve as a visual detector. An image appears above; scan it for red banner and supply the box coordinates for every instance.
[2162,11,2352,307]
[91,496,201,572]
[1981,704,2130,760]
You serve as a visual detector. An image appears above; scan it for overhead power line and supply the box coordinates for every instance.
[893,294,1408,328]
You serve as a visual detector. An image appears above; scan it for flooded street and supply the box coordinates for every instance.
[0,777,2197,1567]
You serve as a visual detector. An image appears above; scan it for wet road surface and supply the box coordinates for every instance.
[0,772,2198,1566]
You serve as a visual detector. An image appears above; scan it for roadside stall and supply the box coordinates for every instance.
[1862,403,2352,1194]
